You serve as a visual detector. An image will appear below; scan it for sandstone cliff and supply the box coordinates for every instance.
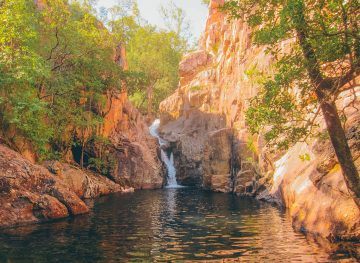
[0,64,163,230]
[4,45,164,191]
[159,0,359,240]
[107,101,164,189]
[94,46,164,190]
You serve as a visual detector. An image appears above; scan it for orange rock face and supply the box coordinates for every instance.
[101,44,129,138]
[44,161,128,199]
[0,144,89,228]
[159,0,360,240]
[159,0,273,192]
[98,45,164,190]
[108,101,164,189]
[0,2,164,229]
[72,44,164,190]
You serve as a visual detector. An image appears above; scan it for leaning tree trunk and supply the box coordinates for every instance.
[293,0,360,207]
[316,91,360,207]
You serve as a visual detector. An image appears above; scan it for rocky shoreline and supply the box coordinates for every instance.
[0,144,136,229]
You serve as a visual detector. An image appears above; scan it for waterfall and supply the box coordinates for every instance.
[149,119,181,188]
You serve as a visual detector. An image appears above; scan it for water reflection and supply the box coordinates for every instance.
[0,188,358,262]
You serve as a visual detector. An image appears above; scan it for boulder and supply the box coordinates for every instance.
[44,161,127,199]
[261,141,360,241]
[203,128,233,192]
[0,144,88,228]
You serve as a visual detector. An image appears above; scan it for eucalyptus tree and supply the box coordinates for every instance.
[223,0,360,205]
[0,0,52,154]
[160,0,192,40]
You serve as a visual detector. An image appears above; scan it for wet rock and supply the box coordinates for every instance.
[159,110,228,187]
[32,195,69,220]
[268,142,360,241]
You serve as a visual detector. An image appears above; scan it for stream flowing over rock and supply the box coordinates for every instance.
[159,0,360,240]
[149,119,181,188]
[106,101,165,190]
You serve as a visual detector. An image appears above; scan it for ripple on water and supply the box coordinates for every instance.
[0,188,358,262]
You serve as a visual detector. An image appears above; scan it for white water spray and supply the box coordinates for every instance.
[149,119,181,188]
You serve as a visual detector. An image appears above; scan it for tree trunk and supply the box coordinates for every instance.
[292,0,360,206]
[80,140,85,168]
[316,90,360,207]
[80,147,84,168]
[147,85,153,118]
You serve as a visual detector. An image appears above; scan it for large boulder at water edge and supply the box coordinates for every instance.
[0,144,88,228]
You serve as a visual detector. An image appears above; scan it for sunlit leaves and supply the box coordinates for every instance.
[0,0,124,159]
[0,0,188,161]
[223,0,358,150]
[126,26,185,113]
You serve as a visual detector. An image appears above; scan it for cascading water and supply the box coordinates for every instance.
[149,119,181,188]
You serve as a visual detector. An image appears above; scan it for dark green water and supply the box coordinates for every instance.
[0,188,358,262]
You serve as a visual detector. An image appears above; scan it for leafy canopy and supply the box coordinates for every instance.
[0,0,123,159]
[223,0,359,150]
[0,0,191,163]
[105,0,190,114]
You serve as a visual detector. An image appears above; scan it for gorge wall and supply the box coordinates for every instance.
[0,3,164,227]
[0,96,164,228]
[0,46,164,228]
[97,46,164,189]
[159,0,360,240]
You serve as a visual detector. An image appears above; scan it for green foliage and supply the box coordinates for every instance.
[224,0,359,150]
[107,1,189,115]
[127,27,187,114]
[106,1,190,114]
[6,91,53,156]
[87,135,115,175]
[160,1,191,40]
[88,155,115,176]
[246,137,257,155]
[212,42,220,54]
[0,0,50,154]
[0,0,190,175]
[299,153,311,162]
[189,85,203,92]
[201,0,210,6]
[244,64,260,79]
[0,0,122,160]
